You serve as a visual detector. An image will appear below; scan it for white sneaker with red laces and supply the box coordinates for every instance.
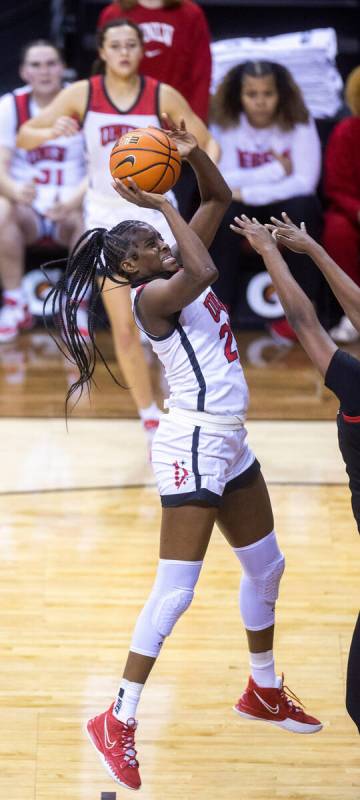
[0,297,33,343]
[234,674,323,734]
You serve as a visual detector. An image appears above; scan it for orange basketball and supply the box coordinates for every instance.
[109,127,181,194]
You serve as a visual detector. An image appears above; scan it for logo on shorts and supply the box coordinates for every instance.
[173,460,189,489]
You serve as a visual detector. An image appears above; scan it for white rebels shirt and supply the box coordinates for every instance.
[211,113,321,206]
[82,74,176,235]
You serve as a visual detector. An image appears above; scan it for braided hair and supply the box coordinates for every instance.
[43,219,154,415]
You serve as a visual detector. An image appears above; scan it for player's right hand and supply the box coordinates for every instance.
[112,177,167,211]
[13,180,37,205]
[51,115,80,139]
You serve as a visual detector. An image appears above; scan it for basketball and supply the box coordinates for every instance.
[109,127,181,194]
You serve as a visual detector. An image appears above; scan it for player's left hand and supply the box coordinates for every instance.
[159,114,198,160]
[112,177,167,210]
[266,212,314,253]
[230,214,276,255]
[44,199,76,221]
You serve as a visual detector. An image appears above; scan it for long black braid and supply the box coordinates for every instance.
[43,219,154,415]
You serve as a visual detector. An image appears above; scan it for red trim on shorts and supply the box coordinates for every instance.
[342,412,360,423]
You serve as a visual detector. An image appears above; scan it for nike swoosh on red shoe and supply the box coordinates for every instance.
[104,717,117,749]
[253,689,280,714]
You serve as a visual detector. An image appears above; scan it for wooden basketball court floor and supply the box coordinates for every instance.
[0,329,359,800]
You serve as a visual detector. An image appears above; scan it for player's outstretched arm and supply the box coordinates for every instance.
[231,215,337,377]
[161,114,231,248]
[16,82,87,150]
[112,178,218,316]
[268,212,360,335]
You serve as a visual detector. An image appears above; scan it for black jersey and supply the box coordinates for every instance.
[325,347,360,733]
[325,348,360,533]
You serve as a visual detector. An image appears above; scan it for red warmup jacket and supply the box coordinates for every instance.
[97,1,212,121]
[324,116,360,225]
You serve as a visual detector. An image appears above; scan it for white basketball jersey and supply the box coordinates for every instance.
[0,86,86,214]
[132,284,249,416]
[82,74,176,239]
[83,74,164,199]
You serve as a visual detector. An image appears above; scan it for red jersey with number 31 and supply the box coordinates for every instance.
[132,285,249,416]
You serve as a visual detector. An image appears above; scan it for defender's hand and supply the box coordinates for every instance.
[266,212,314,253]
[230,214,276,255]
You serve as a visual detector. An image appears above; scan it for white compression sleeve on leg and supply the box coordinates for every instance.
[130,558,203,657]
[233,531,285,631]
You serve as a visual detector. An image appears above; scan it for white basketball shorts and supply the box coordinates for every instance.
[151,414,260,507]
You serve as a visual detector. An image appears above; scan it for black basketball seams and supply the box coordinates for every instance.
[111,146,181,167]
[140,129,178,152]
[115,161,177,179]
[149,135,172,192]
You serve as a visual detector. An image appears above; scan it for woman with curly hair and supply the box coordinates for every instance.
[210,60,322,342]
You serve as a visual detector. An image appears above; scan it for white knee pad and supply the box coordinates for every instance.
[233,531,285,631]
[130,558,203,657]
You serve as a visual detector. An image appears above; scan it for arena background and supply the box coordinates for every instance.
[1,0,360,331]
[1,0,358,94]
[0,4,359,798]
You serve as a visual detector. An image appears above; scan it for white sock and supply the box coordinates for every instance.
[139,402,160,424]
[250,650,276,687]
[4,287,25,305]
[113,678,144,723]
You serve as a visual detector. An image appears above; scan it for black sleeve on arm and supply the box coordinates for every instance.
[325,349,360,415]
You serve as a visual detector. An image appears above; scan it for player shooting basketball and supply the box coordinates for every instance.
[42,120,322,791]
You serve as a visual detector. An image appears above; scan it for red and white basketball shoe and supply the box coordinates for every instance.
[0,297,33,343]
[234,674,323,734]
[86,704,141,790]
[269,317,297,345]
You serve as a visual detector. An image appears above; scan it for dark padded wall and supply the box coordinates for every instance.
[0,1,51,94]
